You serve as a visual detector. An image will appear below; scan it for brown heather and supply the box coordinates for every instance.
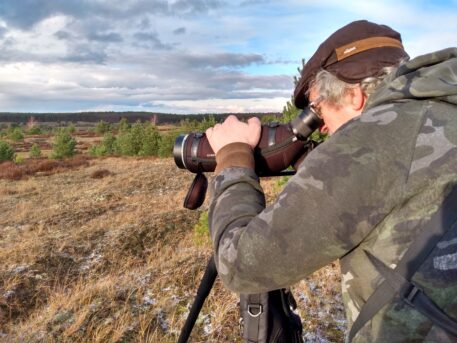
[90,169,112,179]
[0,156,90,180]
[0,157,345,342]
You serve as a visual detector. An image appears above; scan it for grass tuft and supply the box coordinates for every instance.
[90,169,112,179]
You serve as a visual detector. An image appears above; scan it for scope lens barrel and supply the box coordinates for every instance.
[173,134,189,170]
[174,107,322,174]
[173,133,217,173]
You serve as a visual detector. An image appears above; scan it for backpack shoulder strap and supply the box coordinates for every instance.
[348,185,457,341]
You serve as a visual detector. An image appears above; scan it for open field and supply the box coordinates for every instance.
[0,156,345,342]
[1,121,179,160]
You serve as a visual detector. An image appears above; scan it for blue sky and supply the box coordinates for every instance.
[0,0,456,114]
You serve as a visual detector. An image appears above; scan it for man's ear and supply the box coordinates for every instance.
[350,85,366,111]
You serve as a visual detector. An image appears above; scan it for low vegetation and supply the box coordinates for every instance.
[0,141,15,162]
[0,110,344,342]
[51,129,77,159]
[0,156,90,180]
[0,157,345,342]
[29,144,41,159]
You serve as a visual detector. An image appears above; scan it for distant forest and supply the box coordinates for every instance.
[0,111,281,125]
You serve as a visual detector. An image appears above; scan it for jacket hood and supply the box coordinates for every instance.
[365,47,457,109]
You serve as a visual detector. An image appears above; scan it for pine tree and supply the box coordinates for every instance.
[118,117,130,133]
[140,123,161,156]
[198,115,217,131]
[51,129,77,159]
[0,140,15,161]
[29,143,42,158]
[95,120,111,134]
[280,58,306,124]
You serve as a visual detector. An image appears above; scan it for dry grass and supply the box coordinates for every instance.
[0,157,345,342]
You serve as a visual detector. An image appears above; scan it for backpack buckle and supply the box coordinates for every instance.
[404,283,423,307]
[247,304,263,317]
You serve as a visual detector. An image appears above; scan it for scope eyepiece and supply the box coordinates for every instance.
[291,107,323,140]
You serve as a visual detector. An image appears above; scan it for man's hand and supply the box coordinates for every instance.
[206,115,261,154]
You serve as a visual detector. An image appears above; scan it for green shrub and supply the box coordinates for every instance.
[89,132,116,157]
[27,125,42,135]
[158,131,181,157]
[281,97,301,123]
[89,145,106,157]
[129,121,145,153]
[29,143,42,158]
[67,123,76,134]
[139,124,161,156]
[52,124,76,135]
[260,114,279,124]
[197,115,217,131]
[9,127,24,141]
[0,140,15,162]
[95,120,111,135]
[102,132,116,154]
[114,121,143,156]
[114,131,137,156]
[179,115,218,133]
[117,118,130,133]
[15,155,25,164]
[179,118,199,132]
[51,129,77,159]
[114,121,162,157]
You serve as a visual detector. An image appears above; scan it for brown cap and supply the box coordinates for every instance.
[294,20,409,108]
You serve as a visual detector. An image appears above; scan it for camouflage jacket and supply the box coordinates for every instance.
[208,48,457,342]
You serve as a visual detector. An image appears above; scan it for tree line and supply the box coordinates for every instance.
[0,100,309,163]
[0,111,280,126]
[0,116,222,162]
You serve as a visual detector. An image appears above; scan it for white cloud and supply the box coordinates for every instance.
[86,97,290,114]
[0,0,456,113]
[1,15,70,60]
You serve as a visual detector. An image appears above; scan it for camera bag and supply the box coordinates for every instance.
[239,289,304,343]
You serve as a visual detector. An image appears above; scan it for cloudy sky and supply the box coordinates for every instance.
[0,0,456,114]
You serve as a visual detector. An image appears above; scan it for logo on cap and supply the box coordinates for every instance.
[343,46,357,54]
[335,36,404,61]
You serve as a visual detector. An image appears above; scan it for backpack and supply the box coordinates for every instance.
[348,186,457,341]
[239,289,304,343]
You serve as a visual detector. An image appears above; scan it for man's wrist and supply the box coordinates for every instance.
[215,142,255,174]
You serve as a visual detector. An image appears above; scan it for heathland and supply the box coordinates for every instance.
[0,116,345,342]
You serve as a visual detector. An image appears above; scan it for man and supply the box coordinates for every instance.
[205,20,457,342]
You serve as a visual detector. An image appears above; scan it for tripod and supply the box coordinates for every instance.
[178,255,217,343]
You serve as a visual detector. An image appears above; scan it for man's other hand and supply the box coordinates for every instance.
[206,115,261,154]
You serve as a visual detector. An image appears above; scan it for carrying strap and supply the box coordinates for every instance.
[246,294,262,343]
[243,293,268,343]
[365,251,457,335]
[348,185,457,341]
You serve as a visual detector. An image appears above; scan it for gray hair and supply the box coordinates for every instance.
[308,65,398,106]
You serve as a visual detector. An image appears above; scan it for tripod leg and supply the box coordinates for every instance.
[178,255,218,343]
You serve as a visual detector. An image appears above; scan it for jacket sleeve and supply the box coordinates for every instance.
[208,124,400,294]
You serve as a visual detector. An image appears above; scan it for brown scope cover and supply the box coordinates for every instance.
[180,124,308,175]
[180,124,314,210]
